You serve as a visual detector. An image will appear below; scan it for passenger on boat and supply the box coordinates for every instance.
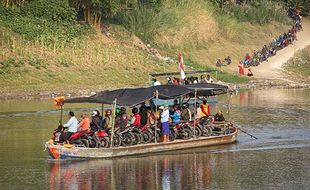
[120,107,128,128]
[52,125,64,143]
[214,110,225,122]
[159,106,170,142]
[103,109,112,129]
[206,74,213,83]
[114,108,122,128]
[195,102,203,119]
[171,105,181,124]
[200,99,211,117]
[166,77,173,85]
[77,113,90,131]
[147,108,156,125]
[181,103,191,122]
[140,106,148,127]
[131,107,141,127]
[62,111,78,141]
[90,110,102,131]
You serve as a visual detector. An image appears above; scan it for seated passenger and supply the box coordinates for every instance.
[200,99,211,117]
[216,58,222,67]
[171,105,181,124]
[181,103,191,122]
[77,113,90,131]
[131,107,141,127]
[103,109,112,129]
[214,111,225,122]
[62,111,78,142]
[52,125,64,143]
[90,110,103,131]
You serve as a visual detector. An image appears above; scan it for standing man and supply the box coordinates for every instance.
[160,106,170,142]
[63,111,78,141]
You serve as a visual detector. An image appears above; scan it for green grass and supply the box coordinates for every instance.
[284,46,310,77]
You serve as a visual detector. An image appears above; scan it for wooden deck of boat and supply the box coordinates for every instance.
[46,128,238,159]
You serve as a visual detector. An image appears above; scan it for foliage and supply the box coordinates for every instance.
[218,0,289,24]
[117,4,176,42]
[0,0,90,46]
[284,46,310,77]
[282,0,310,16]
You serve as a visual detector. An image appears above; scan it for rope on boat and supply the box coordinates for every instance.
[237,127,258,139]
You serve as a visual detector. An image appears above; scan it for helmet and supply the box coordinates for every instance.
[115,108,121,115]
[132,107,138,114]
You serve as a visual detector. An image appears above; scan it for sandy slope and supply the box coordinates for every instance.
[250,18,310,81]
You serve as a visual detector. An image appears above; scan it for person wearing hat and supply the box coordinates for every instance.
[90,110,102,131]
[200,99,211,117]
[159,105,170,142]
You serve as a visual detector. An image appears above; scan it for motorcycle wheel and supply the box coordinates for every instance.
[112,135,121,147]
[80,139,89,148]
[193,126,202,137]
[143,130,153,143]
[121,133,133,146]
[202,126,212,137]
[132,133,142,145]
[99,137,110,148]
[181,128,193,140]
[88,137,99,148]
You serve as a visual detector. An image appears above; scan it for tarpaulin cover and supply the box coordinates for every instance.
[63,84,227,106]
[63,85,191,106]
[186,83,228,96]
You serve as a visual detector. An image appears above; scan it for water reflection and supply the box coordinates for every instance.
[47,146,243,190]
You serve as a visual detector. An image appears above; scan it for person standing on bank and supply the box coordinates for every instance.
[160,106,170,142]
[62,111,78,141]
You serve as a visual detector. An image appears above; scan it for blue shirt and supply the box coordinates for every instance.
[161,109,169,123]
[64,116,78,133]
[171,110,181,124]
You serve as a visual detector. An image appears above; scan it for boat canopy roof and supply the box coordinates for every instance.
[63,83,228,106]
[149,70,216,77]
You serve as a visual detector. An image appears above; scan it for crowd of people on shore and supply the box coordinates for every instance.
[238,10,303,77]
[54,98,225,144]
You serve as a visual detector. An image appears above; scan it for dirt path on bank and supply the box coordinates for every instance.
[251,18,310,81]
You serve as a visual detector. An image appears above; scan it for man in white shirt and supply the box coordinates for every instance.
[63,111,78,141]
[160,106,170,142]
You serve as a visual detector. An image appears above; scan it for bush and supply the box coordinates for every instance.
[116,5,176,43]
[0,1,91,46]
[221,0,289,24]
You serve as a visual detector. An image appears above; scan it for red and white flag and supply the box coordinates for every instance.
[178,52,186,80]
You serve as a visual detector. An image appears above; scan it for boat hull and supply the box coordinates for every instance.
[46,127,238,159]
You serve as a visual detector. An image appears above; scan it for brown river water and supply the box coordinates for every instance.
[0,88,309,190]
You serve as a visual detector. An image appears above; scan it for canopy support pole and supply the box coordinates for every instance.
[59,105,63,125]
[154,90,158,144]
[101,104,104,117]
[193,88,197,138]
[110,98,117,148]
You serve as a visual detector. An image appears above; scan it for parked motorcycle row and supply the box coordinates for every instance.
[57,116,231,148]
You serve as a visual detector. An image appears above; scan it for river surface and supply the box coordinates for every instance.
[0,88,309,190]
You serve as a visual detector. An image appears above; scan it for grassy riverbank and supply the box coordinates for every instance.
[283,45,310,81]
[0,0,293,95]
